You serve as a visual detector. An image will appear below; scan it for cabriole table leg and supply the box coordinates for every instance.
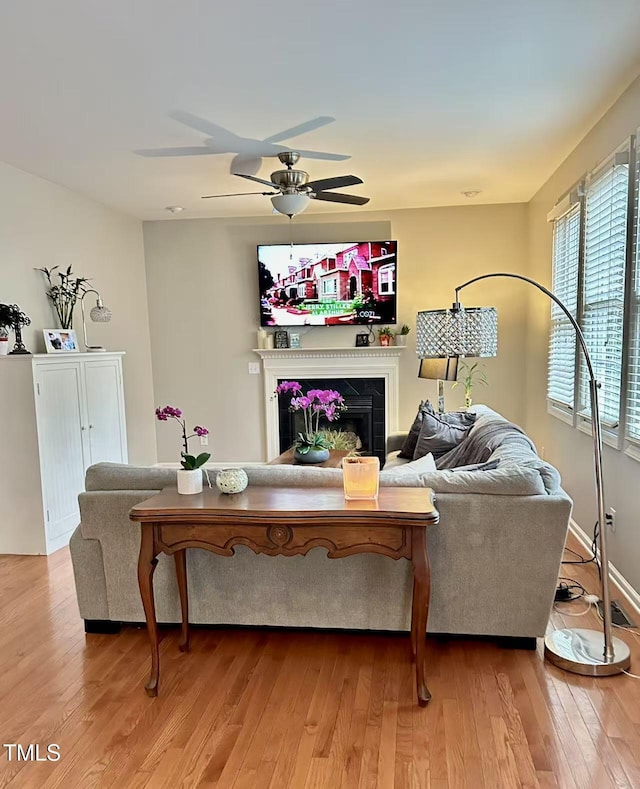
[411,527,432,706]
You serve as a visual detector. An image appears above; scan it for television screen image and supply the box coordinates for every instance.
[258,241,397,327]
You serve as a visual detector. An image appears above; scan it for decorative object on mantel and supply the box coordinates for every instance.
[377,326,394,347]
[275,380,347,463]
[155,405,211,494]
[43,328,79,353]
[36,266,90,329]
[80,289,112,352]
[289,332,301,349]
[0,303,12,356]
[395,324,411,347]
[355,332,370,347]
[215,468,248,494]
[452,360,488,409]
[274,329,289,349]
[343,456,380,500]
[0,303,32,355]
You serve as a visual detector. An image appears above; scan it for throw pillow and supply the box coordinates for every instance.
[385,452,437,476]
[398,400,436,459]
[413,411,472,460]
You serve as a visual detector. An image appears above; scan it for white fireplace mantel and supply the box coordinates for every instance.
[253,346,405,460]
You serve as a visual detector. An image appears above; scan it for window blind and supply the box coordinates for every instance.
[626,154,640,441]
[548,204,581,408]
[579,161,629,427]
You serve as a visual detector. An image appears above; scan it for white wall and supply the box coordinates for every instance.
[526,74,640,593]
[144,203,529,463]
[0,161,156,463]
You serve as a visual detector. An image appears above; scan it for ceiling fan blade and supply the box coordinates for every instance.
[262,116,335,144]
[201,191,275,199]
[312,192,370,206]
[230,154,263,175]
[135,146,217,157]
[305,175,363,192]
[169,110,238,140]
[291,149,351,161]
[235,173,282,189]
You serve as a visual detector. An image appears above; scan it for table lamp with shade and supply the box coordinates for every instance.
[417,357,459,413]
[81,289,112,352]
[418,271,630,677]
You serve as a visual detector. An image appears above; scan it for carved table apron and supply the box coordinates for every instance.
[129,486,439,705]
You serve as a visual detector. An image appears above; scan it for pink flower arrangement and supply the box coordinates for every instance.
[275,382,347,451]
[155,405,210,469]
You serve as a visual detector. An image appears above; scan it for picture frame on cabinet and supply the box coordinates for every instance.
[43,329,79,353]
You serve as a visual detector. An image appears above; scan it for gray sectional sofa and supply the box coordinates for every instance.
[69,406,572,641]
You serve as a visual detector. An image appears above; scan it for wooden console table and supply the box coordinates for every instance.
[129,486,439,705]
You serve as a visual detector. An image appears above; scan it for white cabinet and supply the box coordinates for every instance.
[0,353,127,555]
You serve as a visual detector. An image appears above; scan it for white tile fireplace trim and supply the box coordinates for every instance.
[253,347,404,461]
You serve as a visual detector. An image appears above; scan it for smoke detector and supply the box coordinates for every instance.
[165,205,184,214]
[462,190,482,199]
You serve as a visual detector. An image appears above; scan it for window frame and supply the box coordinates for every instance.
[547,190,584,426]
[574,143,632,446]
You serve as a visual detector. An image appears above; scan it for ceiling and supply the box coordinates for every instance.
[1,1,640,220]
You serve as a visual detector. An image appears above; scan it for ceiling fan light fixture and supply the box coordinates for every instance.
[271,193,311,217]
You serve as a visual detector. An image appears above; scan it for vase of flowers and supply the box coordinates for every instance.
[155,405,210,494]
[275,381,347,464]
[37,265,90,329]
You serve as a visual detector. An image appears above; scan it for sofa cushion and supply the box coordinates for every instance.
[384,452,436,475]
[413,411,472,460]
[398,400,434,459]
[86,463,179,491]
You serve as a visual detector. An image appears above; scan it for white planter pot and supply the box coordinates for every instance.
[0,338,9,356]
[395,335,408,347]
[177,469,202,495]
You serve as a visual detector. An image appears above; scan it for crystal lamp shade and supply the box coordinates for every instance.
[271,193,311,217]
[90,304,112,323]
[416,307,498,358]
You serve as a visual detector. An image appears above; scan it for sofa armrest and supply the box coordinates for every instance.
[386,431,408,455]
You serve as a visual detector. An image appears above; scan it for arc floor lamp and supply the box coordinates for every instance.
[416,272,630,676]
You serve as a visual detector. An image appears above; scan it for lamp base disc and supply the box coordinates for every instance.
[544,628,631,676]
[86,346,106,353]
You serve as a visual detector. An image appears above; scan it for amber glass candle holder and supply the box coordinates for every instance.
[342,456,380,500]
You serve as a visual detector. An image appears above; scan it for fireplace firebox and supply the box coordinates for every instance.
[277,377,386,464]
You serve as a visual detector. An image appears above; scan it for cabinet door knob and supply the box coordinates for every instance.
[89,424,94,429]
[81,425,87,431]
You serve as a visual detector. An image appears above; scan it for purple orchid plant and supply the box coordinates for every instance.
[275,381,347,453]
[155,405,211,469]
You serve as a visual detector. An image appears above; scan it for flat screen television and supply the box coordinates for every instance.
[257,240,397,327]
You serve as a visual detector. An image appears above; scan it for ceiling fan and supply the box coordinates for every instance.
[136,111,350,175]
[201,151,370,217]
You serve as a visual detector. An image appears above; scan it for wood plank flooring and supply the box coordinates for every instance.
[0,537,638,788]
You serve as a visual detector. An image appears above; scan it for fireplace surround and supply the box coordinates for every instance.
[253,346,403,461]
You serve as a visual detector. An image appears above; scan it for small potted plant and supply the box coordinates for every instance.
[395,324,411,347]
[155,405,210,494]
[452,361,488,409]
[378,327,394,347]
[276,381,347,463]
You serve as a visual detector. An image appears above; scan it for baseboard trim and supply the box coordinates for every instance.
[569,517,640,616]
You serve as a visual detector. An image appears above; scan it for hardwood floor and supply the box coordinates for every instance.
[0,538,639,788]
